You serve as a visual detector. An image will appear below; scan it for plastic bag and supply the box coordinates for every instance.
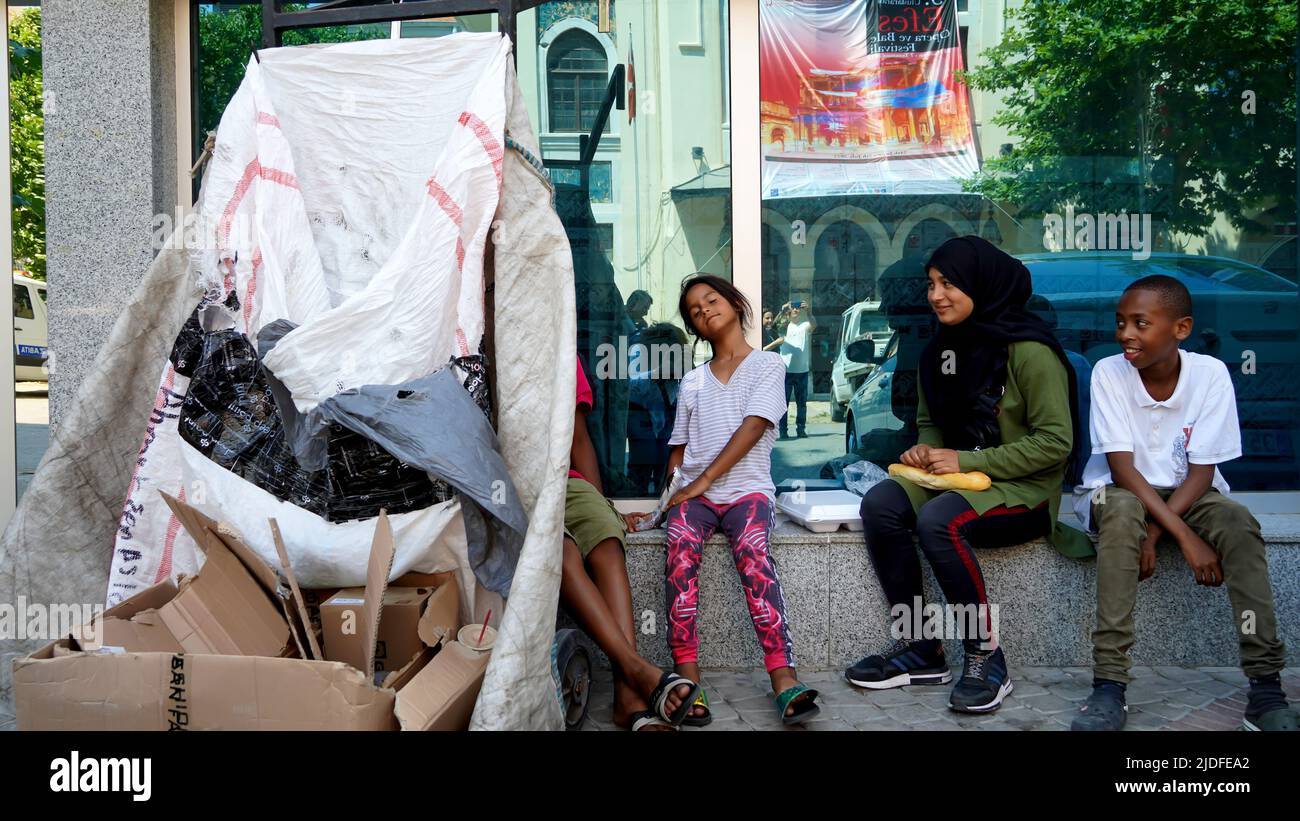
[842,460,890,497]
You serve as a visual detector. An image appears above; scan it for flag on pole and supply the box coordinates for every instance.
[627,41,636,125]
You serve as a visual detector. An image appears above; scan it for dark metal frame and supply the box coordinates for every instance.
[260,0,549,50]
[544,64,624,198]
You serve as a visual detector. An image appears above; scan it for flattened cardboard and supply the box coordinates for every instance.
[161,493,281,597]
[87,611,185,654]
[394,642,490,731]
[154,524,289,656]
[269,518,323,660]
[360,511,396,674]
[416,579,462,647]
[13,653,396,731]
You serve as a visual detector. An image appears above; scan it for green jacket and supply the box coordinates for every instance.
[892,340,1095,558]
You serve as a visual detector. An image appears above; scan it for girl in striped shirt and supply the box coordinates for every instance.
[661,274,820,726]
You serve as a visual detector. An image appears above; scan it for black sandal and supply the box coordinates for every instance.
[683,688,713,727]
[649,672,701,726]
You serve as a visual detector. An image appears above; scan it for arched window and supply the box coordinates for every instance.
[547,29,609,133]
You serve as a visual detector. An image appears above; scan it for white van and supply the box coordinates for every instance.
[13,273,48,382]
[829,299,887,422]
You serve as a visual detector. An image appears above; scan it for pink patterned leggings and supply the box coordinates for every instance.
[665,493,797,672]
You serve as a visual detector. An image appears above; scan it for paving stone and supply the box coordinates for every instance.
[817,686,875,707]
[975,720,1023,731]
[1004,679,1049,697]
[1130,701,1191,721]
[950,712,1007,730]
[790,717,857,731]
[1018,667,1076,685]
[1018,693,1077,714]
[1204,668,1249,686]
[882,703,945,725]
[850,717,913,731]
[1161,689,1219,710]
[996,711,1055,731]
[860,687,924,706]
[824,703,888,723]
[689,717,755,732]
[910,717,965,731]
[1049,682,1093,702]
[1186,679,1247,698]
[1122,684,1169,706]
[1151,665,1214,684]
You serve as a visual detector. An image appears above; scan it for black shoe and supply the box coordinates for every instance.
[845,639,951,690]
[948,646,1013,713]
[796,429,808,438]
[1242,706,1300,731]
[1071,687,1128,731]
[1242,674,1298,731]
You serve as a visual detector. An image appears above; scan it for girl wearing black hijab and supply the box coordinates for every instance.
[845,236,1091,714]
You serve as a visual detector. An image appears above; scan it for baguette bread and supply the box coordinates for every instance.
[888,463,992,492]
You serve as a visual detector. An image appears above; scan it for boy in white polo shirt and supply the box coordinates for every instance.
[1070,275,1295,732]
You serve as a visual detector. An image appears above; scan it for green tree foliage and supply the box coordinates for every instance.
[962,0,1297,236]
[10,7,44,279]
[197,3,390,139]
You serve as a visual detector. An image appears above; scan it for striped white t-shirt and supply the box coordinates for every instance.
[669,350,787,505]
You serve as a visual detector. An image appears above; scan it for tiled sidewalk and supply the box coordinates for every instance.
[581,666,1300,731]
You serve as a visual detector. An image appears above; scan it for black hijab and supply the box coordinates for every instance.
[918,236,1083,481]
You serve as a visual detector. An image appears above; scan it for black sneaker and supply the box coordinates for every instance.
[948,646,1013,713]
[845,639,951,690]
[1242,674,1299,731]
[1071,687,1128,731]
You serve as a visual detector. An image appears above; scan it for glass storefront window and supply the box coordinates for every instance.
[518,0,732,498]
[760,0,1299,493]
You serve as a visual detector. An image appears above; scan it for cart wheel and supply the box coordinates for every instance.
[555,629,592,731]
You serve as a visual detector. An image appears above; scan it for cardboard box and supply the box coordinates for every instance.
[393,641,491,731]
[13,493,487,731]
[322,586,434,674]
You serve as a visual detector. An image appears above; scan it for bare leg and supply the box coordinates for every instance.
[586,539,647,726]
[560,537,690,725]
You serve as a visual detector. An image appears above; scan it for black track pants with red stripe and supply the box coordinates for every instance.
[859,480,1049,644]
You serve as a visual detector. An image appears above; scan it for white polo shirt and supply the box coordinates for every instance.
[1072,349,1239,531]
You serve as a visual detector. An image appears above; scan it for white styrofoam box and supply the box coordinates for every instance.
[775,489,865,533]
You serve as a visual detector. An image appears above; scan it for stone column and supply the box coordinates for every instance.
[0,0,179,731]
[42,0,180,423]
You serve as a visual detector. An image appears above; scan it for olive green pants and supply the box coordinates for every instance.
[1090,486,1285,684]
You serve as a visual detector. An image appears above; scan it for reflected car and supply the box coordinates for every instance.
[14,273,48,383]
[842,252,1298,490]
[844,337,905,456]
[830,299,888,422]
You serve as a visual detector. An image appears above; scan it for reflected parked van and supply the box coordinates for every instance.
[13,273,48,382]
[830,299,888,421]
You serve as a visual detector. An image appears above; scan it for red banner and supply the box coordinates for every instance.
[760,0,981,198]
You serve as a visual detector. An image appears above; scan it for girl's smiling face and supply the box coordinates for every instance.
[686,283,737,338]
[927,266,974,325]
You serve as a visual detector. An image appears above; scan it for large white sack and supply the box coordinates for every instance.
[107,35,514,604]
